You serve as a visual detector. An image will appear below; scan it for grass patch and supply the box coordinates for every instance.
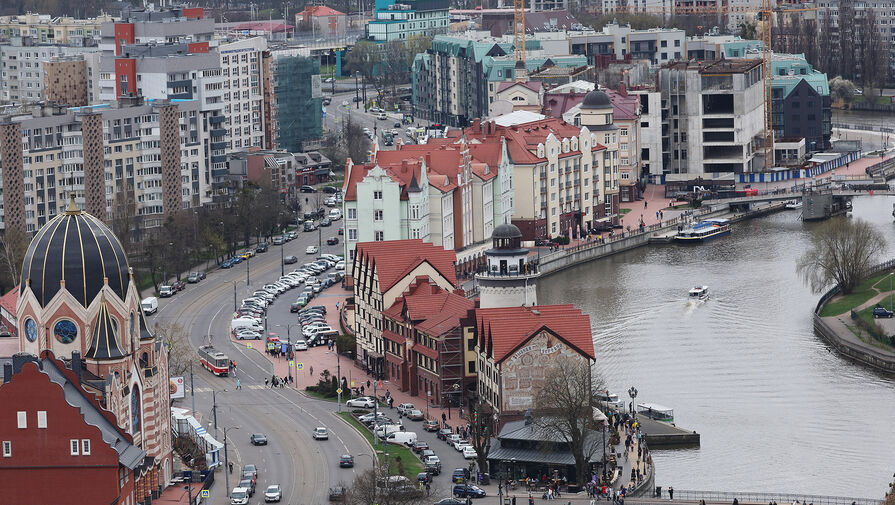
[134,270,155,295]
[337,412,423,479]
[304,389,338,402]
[619,208,632,216]
[818,270,894,317]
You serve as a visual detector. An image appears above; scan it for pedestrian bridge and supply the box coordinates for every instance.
[708,189,895,208]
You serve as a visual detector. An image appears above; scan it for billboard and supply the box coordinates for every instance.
[169,376,185,399]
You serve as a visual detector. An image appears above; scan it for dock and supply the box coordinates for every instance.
[636,416,701,448]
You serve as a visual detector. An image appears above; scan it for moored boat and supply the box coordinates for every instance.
[674,218,731,242]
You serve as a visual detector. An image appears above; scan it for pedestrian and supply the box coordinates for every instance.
[236,378,242,389]
[669,487,674,500]
[426,482,431,496]
[529,494,535,505]
[513,496,517,505]
[264,378,269,387]
[228,461,233,473]
[283,376,288,387]
[644,200,648,209]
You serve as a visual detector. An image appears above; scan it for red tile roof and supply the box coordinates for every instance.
[382,145,465,193]
[0,287,18,316]
[343,159,424,201]
[605,89,640,121]
[355,240,458,292]
[383,277,474,336]
[465,117,606,165]
[476,304,594,362]
[303,5,345,16]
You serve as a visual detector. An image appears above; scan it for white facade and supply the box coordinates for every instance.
[0,42,101,104]
[219,37,267,150]
[367,4,449,42]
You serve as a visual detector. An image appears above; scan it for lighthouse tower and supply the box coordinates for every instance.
[476,223,540,308]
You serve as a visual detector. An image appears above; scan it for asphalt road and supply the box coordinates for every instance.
[150,214,371,505]
[324,90,434,151]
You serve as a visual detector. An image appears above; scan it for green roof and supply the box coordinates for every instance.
[770,53,829,97]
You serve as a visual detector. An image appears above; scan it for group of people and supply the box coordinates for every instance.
[264,374,291,388]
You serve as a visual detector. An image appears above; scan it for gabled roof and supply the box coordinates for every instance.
[605,89,640,121]
[497,80,543,94]
[303,5,345,16]
[377,148,462,193]
[356,240,458,292]
[0,287,18,316]
[383,277,474,335]
[86,295,126,361]
[343,160,425,201]
[476,304,594,362]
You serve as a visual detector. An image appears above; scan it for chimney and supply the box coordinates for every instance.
[3,363,11,383]
[402,159,408,173]
[426,153,432,167]
[619,81,627,96]
[71,350,82,384]
[12,352,36,374]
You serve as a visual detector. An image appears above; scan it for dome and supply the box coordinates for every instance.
[581,88,611,109]
[492,223,523,240]
[20,199,131,308]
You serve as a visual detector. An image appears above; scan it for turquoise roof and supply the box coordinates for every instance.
[720,39,762,57]
[770,53,829,97]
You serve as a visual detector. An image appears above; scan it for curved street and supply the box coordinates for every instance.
[151,228,372,504]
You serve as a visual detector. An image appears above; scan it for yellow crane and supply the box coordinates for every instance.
[514,0,526,65]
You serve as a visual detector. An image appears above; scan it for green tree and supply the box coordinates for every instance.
[797,218,887,294]
[829,76,857,104]
[738,19,758,40]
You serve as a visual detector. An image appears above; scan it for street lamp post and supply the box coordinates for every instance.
[355,72,360,109]
[889,272,893,311]
[246,253,251,286]
[281,238,285,277]
[628,386,638,417]
[223,426,240,497]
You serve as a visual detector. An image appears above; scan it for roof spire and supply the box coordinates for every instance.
[64,195,81,215]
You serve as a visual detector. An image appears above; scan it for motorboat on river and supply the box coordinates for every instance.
[636,403,675,423]
[674,218,731,243]
[688,285,708,301]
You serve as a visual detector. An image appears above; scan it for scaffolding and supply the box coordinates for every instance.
[273,54,322,152]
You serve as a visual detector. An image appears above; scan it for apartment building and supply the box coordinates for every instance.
[413,34,587,126]
[0,98,199,234]
[342,158,431,262]
[219,37,267,151]
[351,239,458,377]
[97,7,226,206]
[367,0,450,42]
[266,48,322,152]
[381,277,474,400]
[473,304,594,421]
[42,56,88,106]
[686,33,763,60]
[464,105,619,240]
[568,23,686,66]
[297,6,348,37]
[0,37,101,104]
[0,13,112,45]
[771,54,832,152]
[657,58,766,176]
[816,0,895,83]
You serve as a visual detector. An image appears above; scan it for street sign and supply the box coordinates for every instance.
[201,490,210,498]
[350,380,356,387]
[289,360,294,367]
[336,388,343,394]
[297,363,304,370]
[246,343,253,349]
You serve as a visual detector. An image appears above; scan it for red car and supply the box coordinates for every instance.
[172,280,186,291]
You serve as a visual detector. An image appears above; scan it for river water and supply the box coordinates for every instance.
[538,196,895,497]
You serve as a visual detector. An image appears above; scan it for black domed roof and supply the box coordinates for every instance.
[493,223,523,240]
[581,88,611,109]
[20,199,131,308]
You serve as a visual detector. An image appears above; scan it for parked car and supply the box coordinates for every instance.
[320,217,332,227]
[172,280,186,291]
[339,454,354,468]
[423,420,440,432]
[417,472,431,484]
[323,186,339,194]
[221,259,233,268]
[462,446,477,459]
[250,433,268,445]
[327,236,340,245]
[453,485,486,498]
[407,409,424,421]
[397,403,415,416]
[239,478,256,495]
[273,236,284,245]
[412,440,429,453]
[256,242,268,253]
[187,272,200,283]
[437,428,453,440]
[873,306,895,318]
[301,185,317,193]
[346,397,376,408]
[159,285,175,298]
[141,297,158,315]
[243,464,258,479]
[284,255,298,264]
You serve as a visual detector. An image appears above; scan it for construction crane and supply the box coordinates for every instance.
[600,4,815,169]
[514,0,526,65]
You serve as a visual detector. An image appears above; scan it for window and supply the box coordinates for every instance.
[70,439,80,455]
[375,231,384,241]
[348,228,358,240]
[17,411,26,429]
[347,208,357,219]
[2,441,9,457]
[373,191,383,200]
[81,439,91,455]
[468,360,476,373]
[37,411,47,429]
[374,210,383,221]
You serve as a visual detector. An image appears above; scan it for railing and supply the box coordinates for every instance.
[644,490,881,505]
[814,258,895,314]
[832,122,895,133]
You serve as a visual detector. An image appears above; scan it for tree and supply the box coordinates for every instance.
[153,321,192,378]
[0,228,30,293]
[838,0,856,80]
[797,218,887,295]
[345,116,371,165]
[343,41,382,83]
[346,469,426,505]
[739,20,758,40]
[818,9,836,77]
[532,356,606,485]
[859,8,885,92]
[466,400,494,475]
[829,76,857,104]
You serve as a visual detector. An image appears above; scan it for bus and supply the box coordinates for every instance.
[198,345,230,376]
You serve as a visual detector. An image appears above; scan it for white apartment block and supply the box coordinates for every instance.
[0,39,101,104]
[219,37,267,150]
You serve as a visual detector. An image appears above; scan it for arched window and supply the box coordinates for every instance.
[130,385,141,434]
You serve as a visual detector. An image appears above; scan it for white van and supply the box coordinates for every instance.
[386,431,417,446]
[141,297,158,315]
[376,111,387,120]
[374,424,404,438]
[231,318,263,333]
[328,208,342,220]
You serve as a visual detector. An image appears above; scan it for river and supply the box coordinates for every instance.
[538,196,895,497]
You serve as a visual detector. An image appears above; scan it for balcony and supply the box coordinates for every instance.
[211,141,228,151]
[212,168,230,178]
[210,128,227,138]
[209,115,226,124]
[211,155,227,164]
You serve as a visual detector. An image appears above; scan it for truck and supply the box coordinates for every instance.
[198,345,230,376]
[141,297,158,315]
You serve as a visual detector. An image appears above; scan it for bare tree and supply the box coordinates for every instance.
[345,115,371,165]
[346,469,426,505]
[532,356,606,485]
[829,76,857,104]
[818,9,836,77]
[466,400,494,474]
[797,218,887,294]
[859,8,885,92]
[838,0,856,80]
[152,320,193,378]
[0,228,30,292]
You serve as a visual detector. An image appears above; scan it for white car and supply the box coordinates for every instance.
[294,340,309,351]
[231,487,250,505]
[313,427,329,440]
[462,446,477,459]
[346,396,376,408]
[453,439,469,451]
[335,261,345,270]
[306,245,319,254]
[265,484,282,502]
[397,403,415,415]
